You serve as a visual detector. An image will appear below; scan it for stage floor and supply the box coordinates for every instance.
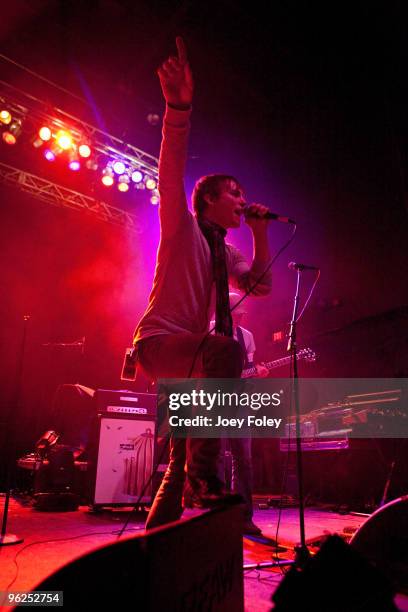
[0,494,407,611]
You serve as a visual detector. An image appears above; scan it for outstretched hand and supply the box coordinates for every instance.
[157,37,193,107]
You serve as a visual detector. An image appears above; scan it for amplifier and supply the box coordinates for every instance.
[94,389,157,417]
[90,390,158,506]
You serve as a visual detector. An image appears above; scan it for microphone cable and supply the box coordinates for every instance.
[186,222,297,378]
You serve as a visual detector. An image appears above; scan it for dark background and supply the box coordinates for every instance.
[0,1,407,468]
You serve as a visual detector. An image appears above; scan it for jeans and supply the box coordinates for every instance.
[137,332,243,529]
[219,438,253,520]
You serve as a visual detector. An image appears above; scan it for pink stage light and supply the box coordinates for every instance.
[68,160,80,171]
[44,149,56,161]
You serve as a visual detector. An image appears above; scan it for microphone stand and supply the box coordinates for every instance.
[0,315,30,546]
[244,269,310,570]
[286,269,310,565]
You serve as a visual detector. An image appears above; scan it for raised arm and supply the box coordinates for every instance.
[157,37,193,110]
[157,37,194,235]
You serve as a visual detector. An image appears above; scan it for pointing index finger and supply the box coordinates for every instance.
[176,36,187,65]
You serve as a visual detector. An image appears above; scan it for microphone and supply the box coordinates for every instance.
[288,261,320,271]
[243,206,295,224]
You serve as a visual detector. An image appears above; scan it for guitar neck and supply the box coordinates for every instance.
[242,351,308,379]
[263,355,292,371]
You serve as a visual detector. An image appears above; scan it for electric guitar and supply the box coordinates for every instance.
[241,347,316,379]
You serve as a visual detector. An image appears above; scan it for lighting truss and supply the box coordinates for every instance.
[0,80,159,179]
[0,161,142,233]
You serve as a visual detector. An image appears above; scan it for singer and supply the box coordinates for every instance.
[133,37,273,530]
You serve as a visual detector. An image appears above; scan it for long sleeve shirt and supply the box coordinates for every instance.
[134,106,272,343]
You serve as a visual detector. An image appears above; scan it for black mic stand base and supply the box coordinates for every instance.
[243,544,311,571]
[0,535,24,546]
[1,490,23,546]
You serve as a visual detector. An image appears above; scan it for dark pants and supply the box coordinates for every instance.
[137,332,243,529]
[219,438,253,520]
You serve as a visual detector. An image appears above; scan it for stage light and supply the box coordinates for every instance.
[68,160,81,171]
[39,126,52,141]
[44,149,56,161]
[86,159,98,171]
[2,132,16,145]
[2,119,22,145]
[145,177,157,190]
[131,170,143,183]
[102,167,114,186]
[150,194,159,205]
[118,182,129,192]
[32,137,44,148]
[0,110,12,125]
[112,160,126,175]
[118,174,130,192]
[78,143,91,158]
[55,130,73,150]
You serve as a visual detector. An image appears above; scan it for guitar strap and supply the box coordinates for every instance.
[235,326,250,368]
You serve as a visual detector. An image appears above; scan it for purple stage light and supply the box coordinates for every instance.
[44,149,56,161]
[68,160,81,171]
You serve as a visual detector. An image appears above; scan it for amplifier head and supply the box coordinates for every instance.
[94,389,157,417]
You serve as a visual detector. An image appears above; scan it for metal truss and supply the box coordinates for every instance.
[0,162,142,233]
[0,81,159,179]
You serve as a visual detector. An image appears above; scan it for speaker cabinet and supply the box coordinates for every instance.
[351,496,408,594]
[90,390,157,506]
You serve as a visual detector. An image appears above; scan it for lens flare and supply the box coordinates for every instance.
[55,130,73,150]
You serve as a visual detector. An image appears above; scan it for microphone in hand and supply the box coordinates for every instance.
[243,205,295,224]
[288,261,320,271]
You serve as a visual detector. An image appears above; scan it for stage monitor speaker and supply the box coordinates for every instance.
[272,534,396,611]
[351,496,408,594]
[31,505,244,611]
[90,390,157,506]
